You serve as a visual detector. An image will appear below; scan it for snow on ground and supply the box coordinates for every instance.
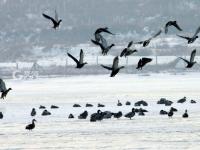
[0,73,200,149]
[4,72,200,103]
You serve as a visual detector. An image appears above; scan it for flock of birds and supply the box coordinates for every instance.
[23,97,195,130]
[42,10,199,77]
[0,10,199,131]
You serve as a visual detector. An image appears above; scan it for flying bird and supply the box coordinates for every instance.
[120,41,138,57]
[101,56,124,77]
[177,26,200,44]
[136,58,152,70]
[91,36,115,55]
[25,119,37,130]
[67,49,87,68]
[165,21,182,34]
[42,10,62,29]
[179,49,197,68]
[135,29,162,47]
[0,79,12,99]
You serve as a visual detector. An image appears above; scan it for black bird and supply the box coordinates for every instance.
[113,111,123,119]
[168,108,174,118]
[0,112,3,119]
[177,97,186,103]
[117,100,122,106]
[165,21,182,34]
[39,105,46,109]
[0,79,12,99]
[101,56,125,77]
[135,30,162,47]
[120,41,138,57]
[125,101,131,105]
[190,100,196,104]
[68,114,74,119]
[160,110,168,115]
[31,108,36,117]
[25,119,36,130]
[138,110,145,116]
[90,110,103,122]
[42,10,62,29]
[91,36,115,55]
[86,103,93,107]
[78,111,88,119]
[97,103,105,107]
[41,110,51,116]
[179,49,197,68]
[124,108,135,119]
[51,105,59,109]
[135,100,148,106]
[73,104,81,107]
[182,110,189,118]
[67,49,87,68]
[136,58,152,70]
[102,111,113,119]
[177,26,200,44]
[170,107,178,112]
[94,27,114,42]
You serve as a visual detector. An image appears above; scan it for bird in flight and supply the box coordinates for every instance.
[179,49,197,68]
[0,79,12,99]
[136,58,152,70]
[120,41,138,57]
[135,29,162,47]
[177,26,200,44]
[94,27,114,43]
[67,49,87,68]
[42,10,62,29]
[91,35,115,55]
[101,56,124,77]
[165,21,182,34]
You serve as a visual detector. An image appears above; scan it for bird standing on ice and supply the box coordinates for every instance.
[25,119,37,131]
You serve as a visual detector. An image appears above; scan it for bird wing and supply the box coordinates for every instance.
[190,49,196,62]
[127,41,133,48]
[103,28,114,35]
[91,39,105,52]
[101,65,112,70]
[177,35,190,40]
[136,59,142,69]
[179,57,190,64]
[91,39,100,46]
[99,35,108,48]
[120,48,127,57]
[79,49,84,63]
[142,58,152,65]
[42,13,57,24]
[193,26,200,37]
[0,79,6,92]
[164,22,170,34]
[94,33,101,42]
[151,29,162,39]
[134,41,144,44]
[173,22,183,31]
[96,27,114,35]
[55,10,59,22]
[67,53,79,64]
[112,56,119,69]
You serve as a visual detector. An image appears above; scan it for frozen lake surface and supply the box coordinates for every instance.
[0,73,200,150]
